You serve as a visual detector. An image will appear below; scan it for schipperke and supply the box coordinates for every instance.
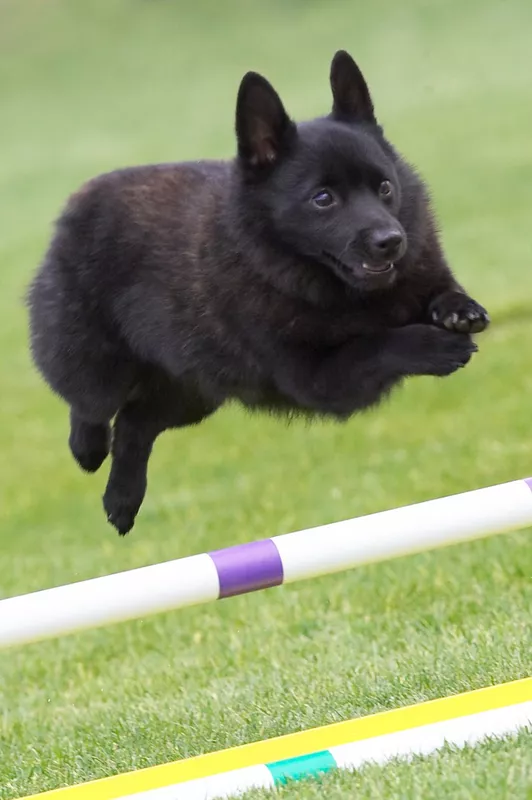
[27,50,489,535]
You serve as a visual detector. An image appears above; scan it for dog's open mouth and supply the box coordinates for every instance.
[322,251,394,276]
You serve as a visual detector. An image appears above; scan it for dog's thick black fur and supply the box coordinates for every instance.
[27,51,489,535]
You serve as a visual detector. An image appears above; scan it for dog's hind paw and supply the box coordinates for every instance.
[69,418,110,473]
[104,504,137,536]
[103,483,144,536]
[429,291,490,335]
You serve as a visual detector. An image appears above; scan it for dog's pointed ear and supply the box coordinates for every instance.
[236,72,296,169]
[330,50,376,123]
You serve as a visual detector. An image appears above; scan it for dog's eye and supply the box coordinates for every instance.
[312,190,335,208]
[378,180,393,200]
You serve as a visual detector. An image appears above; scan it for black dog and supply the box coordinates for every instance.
[27,50,489,535]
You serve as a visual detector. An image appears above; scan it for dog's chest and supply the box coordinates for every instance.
[270,296,415,346]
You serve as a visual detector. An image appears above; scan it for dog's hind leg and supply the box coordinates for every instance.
[28,267,137,475]
[69,412,111,474]
[67,360,137,474]
[103,375,218,535]
[63,360,136,475]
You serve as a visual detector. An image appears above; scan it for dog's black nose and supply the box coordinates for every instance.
[367,229,405,262]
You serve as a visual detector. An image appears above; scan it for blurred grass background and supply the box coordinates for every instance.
[1,0,532,797]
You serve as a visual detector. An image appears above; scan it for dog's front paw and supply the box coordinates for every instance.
[392,324,477,378]
[429,291,490,334]
[424,329,477,376]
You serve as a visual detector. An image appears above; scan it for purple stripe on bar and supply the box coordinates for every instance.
[209,539,284,599]
[525,478,532,492]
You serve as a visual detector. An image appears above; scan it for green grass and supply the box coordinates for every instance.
[1,0,532,797]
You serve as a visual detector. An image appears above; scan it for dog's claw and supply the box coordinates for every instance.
[455,317,471,333]
[443,312,459,331]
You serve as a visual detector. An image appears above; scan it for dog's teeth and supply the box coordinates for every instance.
[362,261,394,274]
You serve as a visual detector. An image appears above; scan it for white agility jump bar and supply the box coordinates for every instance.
[1,477,531,649]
